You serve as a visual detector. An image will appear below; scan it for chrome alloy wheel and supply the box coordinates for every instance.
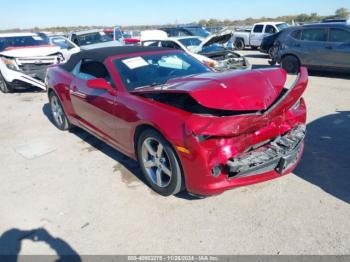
[50,95,64,126]
[141,137,172,188]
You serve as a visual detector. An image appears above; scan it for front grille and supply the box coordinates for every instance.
[18,63,51,80]
[227,125,306,178]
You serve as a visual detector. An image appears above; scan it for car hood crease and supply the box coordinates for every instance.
[133,68,287,111]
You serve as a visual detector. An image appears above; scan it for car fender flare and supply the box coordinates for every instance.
[133,122,175,154]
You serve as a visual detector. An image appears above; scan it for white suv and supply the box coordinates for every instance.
[0,33,62,93]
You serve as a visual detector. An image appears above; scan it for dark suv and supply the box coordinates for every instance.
[273,23,350,73]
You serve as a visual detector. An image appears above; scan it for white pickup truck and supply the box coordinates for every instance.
[232,22,289,50]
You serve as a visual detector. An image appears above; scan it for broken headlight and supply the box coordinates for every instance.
[1,57,19,71]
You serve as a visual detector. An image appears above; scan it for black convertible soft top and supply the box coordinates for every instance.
[60,46,174,72]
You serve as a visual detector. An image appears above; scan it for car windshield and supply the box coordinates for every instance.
[276,23,289,31]
[114,52,211,91]
[200,44,226,53]
[50,36,75,49]
[185,27,211,38]
[0,34,50,52]
[178,38,202,47]
[76,32,113,46]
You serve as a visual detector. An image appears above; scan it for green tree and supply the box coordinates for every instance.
[198,19,207,26]
[335,8,349,18]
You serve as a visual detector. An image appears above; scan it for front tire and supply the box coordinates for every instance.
[137,129,184,196]
[234,39,245,50]
[49,91,71,130]
[0,73,13,93]
[281,55,300,74]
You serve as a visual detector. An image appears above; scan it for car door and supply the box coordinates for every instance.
[250,24,264,47]
[327,28,350,69]
[70,59,117,141]
[298,28,329,67]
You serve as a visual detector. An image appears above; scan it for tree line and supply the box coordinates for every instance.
[198,8,349,27]
[0,7,348,33]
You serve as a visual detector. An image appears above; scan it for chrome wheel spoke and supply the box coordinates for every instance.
[57,114,63,125]
[144,160,156,168]
[144,140,156,156]
[161,164,171,177]
[156,144,163,158]
[156,168,163,187]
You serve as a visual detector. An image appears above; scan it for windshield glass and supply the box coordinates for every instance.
[200,44,226,53]
[185,27,211,38]
[276,23,289,31]
[0,34,50,52]
[76,32,113,46]
[178,38,202,47]
[50,36,75,49]
[114,52,211,91]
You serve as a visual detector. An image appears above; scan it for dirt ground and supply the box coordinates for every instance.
[0,50,349,256]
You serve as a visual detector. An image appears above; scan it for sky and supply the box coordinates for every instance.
[0,0,349,29]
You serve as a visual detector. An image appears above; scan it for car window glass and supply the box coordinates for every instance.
[161,41,182,50]
[329,29,350,43]
[301,29,327,42]
[114,53,210,91]
[265,25,276,34]
[253,25,264,33]
[142,41,160,47]
[167,29,176,37]
[51,37,75,49]
[290,30,301,40]
[178,38,202,47]
[178,30,191,36]
[76,60,111,81]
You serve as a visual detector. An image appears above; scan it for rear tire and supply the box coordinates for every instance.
[49,91,71,130]
[281,55,300,74]
[234,39,245,50]
[137,129,184,196]
[0,73,13,93]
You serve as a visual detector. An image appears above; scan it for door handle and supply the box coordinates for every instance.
[70,86,87,99]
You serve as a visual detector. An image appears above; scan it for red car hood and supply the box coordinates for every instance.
[134,68,287,111]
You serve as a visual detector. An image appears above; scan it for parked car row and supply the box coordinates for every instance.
[140,30,249,71]
[0,27,143,93]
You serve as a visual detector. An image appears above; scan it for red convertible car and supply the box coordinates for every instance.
[46,46,308,197]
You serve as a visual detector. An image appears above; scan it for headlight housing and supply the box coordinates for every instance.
[1,57,19,71]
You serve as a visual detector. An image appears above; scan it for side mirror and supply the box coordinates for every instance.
[86,78,116,95]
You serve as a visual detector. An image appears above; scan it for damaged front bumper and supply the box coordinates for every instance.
[227,125,306,179]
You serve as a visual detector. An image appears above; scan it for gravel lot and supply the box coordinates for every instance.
[0,50,349,256]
